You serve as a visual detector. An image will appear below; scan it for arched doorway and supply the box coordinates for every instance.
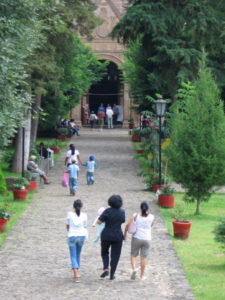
[83,61,123,123]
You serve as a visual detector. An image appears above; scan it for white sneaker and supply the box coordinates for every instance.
[140,276,147,281]
[131,269,137,280]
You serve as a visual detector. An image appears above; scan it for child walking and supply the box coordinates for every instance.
[66,158,79,196]
[83,155,97,185]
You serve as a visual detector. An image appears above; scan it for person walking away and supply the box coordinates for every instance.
[27,155,51,184]
[97,195,125,280]
[124,201,155,280]
[66,158,79,196]
[90,111,98,131]
[83,155,97,185]
[106,105,114,129]
[65,144,83,167]
[66,199,88,282]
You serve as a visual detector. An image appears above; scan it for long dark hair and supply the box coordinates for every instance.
[70,144,75,155]
[140,201,149,217]
[73,199,83,216]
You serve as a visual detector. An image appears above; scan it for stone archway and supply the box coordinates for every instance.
[70,0,131,127]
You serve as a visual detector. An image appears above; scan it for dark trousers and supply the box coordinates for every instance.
[101,239,123,279]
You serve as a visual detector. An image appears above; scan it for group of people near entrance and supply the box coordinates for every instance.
[67,196,155,283]
[84,103,123,130]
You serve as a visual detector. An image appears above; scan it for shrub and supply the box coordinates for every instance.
[0,166,7,194]
[161,185,175,195]
[214,217,225,249]
[12,177,29,190]
[0,207,10,220]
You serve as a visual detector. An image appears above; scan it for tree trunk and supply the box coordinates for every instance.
[11,112,31,174]
[11,128,23,173]
[31,94,42,144]
[196,198,201,214]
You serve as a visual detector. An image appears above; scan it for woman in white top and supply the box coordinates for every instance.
[66,200,88,282]
[124,201,154,280]
[65,144,83,166]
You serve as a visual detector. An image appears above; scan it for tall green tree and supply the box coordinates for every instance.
[0,0,43,156]
[38,35,107,134]
[166,67,225,214]
[111,0,225,103]
[28,0,102,142]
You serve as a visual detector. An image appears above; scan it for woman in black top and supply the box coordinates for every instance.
[97,195,125,280]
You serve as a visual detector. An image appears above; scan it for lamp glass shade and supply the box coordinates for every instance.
[154,98,167,117]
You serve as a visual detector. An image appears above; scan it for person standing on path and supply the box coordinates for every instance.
[66,158,79,196]
[97,195,125,280]
[89,111,98,131]
[124,201,155,280]
[65,144,83,167]
[106,105,114,129]
[66,199,88,283]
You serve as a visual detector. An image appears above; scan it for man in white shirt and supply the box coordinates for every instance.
[106,105,114,129]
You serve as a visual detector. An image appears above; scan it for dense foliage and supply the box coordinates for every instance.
[112,0,225,105]
[0,0,106,156]
[0,0,43,152]
[166,67,225,214]
[214,217,225,249]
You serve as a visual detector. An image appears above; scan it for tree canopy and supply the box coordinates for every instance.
[111,0,225,104]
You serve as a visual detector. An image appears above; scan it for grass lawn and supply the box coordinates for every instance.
[159,193,225,300]
[0,191,34,247]
[0,137,68,247]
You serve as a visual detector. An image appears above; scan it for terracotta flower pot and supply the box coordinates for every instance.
[50,147,60,154]
[26,180,37,191]
[152,184,164,192]
[137,149,144,154]
[158,195,174,208]
[129,122,134,129]
[13,189,28,201]
[172,220,192,239]
[58,136,67,141]
[0,218,8,233]
[132,135,141,142]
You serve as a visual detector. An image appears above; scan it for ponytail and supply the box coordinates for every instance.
[73,199,83,216]
[70,144,75,155]
[140,201,149,217]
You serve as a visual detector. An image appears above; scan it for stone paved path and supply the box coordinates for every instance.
[0,129,195,300]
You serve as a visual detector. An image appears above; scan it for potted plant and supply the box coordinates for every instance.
[0,207,10,233]
[128,117,134,129]
[57,127,68,141]
[131,128,141,142]
[158,185,175,208]
[171,202,192,239]
[24,170,37,191]
[13,177,29,200]
[151,176,165,192]
[50,139,60,154]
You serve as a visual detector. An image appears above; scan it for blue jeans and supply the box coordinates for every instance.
[69,178,78,195]
[86,171,94,185]
[68,236,85,269]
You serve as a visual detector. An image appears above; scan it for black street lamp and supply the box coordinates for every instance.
[154,97,167,189]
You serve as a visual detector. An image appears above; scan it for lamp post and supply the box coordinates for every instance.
[154,97,167,189]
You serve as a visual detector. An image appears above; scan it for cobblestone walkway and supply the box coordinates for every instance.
[0,129,194,300]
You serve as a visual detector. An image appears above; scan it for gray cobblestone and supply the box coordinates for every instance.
[0,129,195,299]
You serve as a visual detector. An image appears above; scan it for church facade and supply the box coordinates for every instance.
[70,0,132,127]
